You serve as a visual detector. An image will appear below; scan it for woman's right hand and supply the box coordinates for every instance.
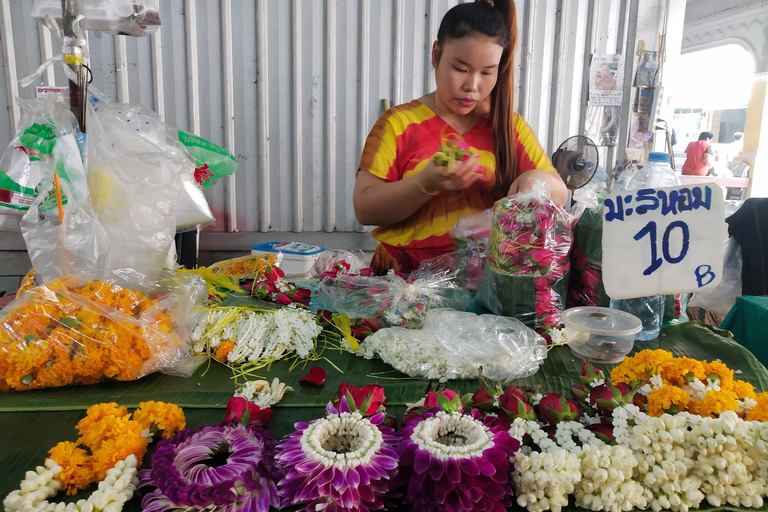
[418,156,484,194]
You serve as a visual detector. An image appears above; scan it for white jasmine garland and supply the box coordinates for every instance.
[574,445,647,512]
[410,411,494,461]
[531,393,545,406]
[300,412,383,468]
[3,456,138,512]
[650,374,664,390]
[548,327,568,347]
[192,306,321,364]
[590,378,605,389]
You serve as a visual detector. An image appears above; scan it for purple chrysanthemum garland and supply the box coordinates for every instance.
[139,421,281,512]
[276,395,400,511]
[393,390,521,512]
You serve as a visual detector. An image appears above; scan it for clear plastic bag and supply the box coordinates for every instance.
[0,269,207,391]
[317,267,471,329]
[0,99,77,230]
[567,206,610,308]
[209,254,281,279]
[87,102,191,271]
[476,180,572,333]
[449,209,492,291]
[361,309,547,381]
[689,237,742,317]
[19,101,109,284]
[32,0,161,37]
[313,249,370,278]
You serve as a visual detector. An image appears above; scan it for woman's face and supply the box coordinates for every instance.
[432,34,504,116]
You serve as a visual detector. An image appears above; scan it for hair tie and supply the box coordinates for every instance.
[477,0,495,7]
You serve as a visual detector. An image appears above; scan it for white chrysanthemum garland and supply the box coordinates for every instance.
[191,305,322,364]
[234,377,293,408]
[3,456,138,512]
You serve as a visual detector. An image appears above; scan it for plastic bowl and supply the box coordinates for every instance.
[562,306,642,364]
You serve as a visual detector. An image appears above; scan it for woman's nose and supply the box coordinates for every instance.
[463,74,479,92]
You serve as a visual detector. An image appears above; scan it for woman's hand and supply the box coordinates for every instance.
[507,169,568,206]
[418,156,484,194]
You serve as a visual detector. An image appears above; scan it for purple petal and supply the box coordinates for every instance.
[429,457,444,480]
[413,449,431,474]
[459,457,480,476]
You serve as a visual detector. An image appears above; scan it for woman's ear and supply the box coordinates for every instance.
[431,41,440,69]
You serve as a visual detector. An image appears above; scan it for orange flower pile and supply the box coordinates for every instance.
[209,254,280,279]
[612,349,764,418]
[0,277,174,391]
[48,401,185,495]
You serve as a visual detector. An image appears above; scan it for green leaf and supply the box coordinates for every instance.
[59,317,81,329]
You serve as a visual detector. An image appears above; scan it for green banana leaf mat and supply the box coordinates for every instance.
[2,321,767,512]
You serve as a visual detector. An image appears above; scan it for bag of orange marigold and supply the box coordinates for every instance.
[0,269,207,391]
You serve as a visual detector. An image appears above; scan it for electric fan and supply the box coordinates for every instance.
[551,135,599,189]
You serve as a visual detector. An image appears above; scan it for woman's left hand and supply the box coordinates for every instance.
[507,169,568,206]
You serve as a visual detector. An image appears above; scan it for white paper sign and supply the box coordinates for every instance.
[602,184,726,300]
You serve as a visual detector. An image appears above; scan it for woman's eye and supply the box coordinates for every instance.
[453,66,467,73]
[481,71,493,76]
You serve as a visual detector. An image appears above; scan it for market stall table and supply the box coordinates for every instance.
[2,321,767,512]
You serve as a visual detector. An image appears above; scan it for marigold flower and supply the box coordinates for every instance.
[611,349,674,385]
[48,441,92,495]
[659,356,706,386]
[213,339,235,362]
[688,389,739,418]
[747,392,768,422]
[703,360,735,390]
[133,401,186,438]
[732,379,757,400]
[646,385,690,416]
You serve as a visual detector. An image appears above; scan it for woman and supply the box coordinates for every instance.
[353,0,566,275]
[682,131,715,176]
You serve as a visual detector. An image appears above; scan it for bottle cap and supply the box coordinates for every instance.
[648,152,670,163]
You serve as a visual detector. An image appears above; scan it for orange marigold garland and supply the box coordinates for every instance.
[646,385,690,416]
[0,278,178,391]
[46,401,184,495]
[748,392,768,422]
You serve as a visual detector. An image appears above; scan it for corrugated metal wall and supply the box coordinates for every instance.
[0,0,636,235]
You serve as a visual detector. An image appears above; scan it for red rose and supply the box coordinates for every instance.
[225,396,273,425]
[336,383,385,416]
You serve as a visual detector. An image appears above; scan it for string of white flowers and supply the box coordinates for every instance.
[234,377,293,408]
[3,456,138,512]
[301,412,383,468]
[191,306,321,364]
[410,411,493,461]
[574,445,647,512]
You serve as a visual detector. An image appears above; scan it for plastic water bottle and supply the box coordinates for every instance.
[609,296,665,340]
[627,152,680,189]
[610,153,677,341]
[613,162,635,191]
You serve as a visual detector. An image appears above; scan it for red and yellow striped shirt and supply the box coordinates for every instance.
[358,99,554,263]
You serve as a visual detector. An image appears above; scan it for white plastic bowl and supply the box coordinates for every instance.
[562,306,642,364]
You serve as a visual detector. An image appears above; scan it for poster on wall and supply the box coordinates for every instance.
[585,105,622,147]
[589,54,624,106]
[634,51,660,88]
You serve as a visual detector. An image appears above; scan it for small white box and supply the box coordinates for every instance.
[251,242,326,276]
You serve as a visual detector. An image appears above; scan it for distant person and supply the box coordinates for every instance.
[682,131,714,176]
[727,132,744,170]
[595,65,617,90]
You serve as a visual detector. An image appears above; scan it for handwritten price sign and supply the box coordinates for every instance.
[602,184,726,300]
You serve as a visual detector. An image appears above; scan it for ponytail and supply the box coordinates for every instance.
[488,0,518,192]
[437,0,519,192]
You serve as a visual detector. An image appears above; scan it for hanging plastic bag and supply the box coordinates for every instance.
[449,209,492,291]
[360,309,547,381]
[689,237,742,317]
[476,179,572,335]
[317,266,471,329]
[0,269,207,391]
[32,0,161,37]
[177,130,238,189]
[0,99,76,231]
[87,102,191,271]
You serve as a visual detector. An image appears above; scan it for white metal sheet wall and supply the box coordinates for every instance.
[0,0,636,235]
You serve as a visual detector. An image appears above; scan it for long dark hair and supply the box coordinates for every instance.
[436,0,518,191]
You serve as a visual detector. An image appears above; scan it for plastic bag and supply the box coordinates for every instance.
[689,237,742,317]
[32,0,161,37]
[209,254,281,279]
[449,209,492,291]
[361,309,547,381]
[20,103,109,284]
[0,99,77,230]
[317,266,471,329]
[476,180,572,333]
[567,206,610,308]
[0,269,207,391]
[87,102,191,271]
[100,105,215,229]
[313,249,370,278]
[177,130,238,189]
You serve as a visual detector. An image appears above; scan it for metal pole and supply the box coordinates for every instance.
[62,0,85,130]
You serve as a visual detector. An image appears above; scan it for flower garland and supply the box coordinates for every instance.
[191,306,322,366]
[4,456,139,512]
[276,395,399,511]
[3,401,182,512]
[0,277,175,390]
[610,349,762,418]
[140,422,281,512]
[393,391,520,512]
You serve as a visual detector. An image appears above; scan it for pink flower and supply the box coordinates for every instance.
[225,397,274,425]
[530,248,553,268]
[515,231,533,246]
[535,277,549,293]
[274,293,292,305]
[582,268,601,288]
[424,389,459,410]
[542,313,559,326]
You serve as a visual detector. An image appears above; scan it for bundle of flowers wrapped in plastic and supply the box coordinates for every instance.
[0,270,206,391]
[476,180,572,340]
[317,265,470,329]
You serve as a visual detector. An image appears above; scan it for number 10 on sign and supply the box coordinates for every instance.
[601,184,726,300]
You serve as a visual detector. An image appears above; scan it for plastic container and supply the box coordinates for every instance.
[627,152,681,189]
[251,242,325,276]
[562,306,642,364]
[610,296,665,341]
